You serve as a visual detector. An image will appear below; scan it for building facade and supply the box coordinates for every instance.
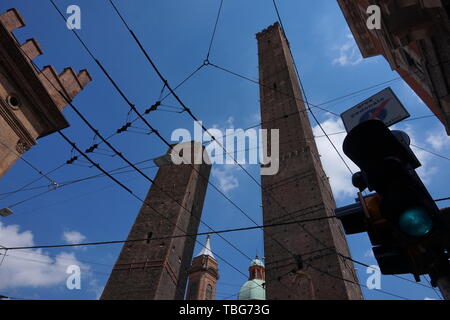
[0,8,91,179]
[101,142,211,300]
[257,23,363,300]
[186,236,219,300]
[337,0,450,135]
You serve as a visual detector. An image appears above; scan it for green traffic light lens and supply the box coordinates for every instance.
[398,208,433,237]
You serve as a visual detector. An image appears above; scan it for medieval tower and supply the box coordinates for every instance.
[257,23,363,300]
[101,142,211,300]
[186,235,219,300]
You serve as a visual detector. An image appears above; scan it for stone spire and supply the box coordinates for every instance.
[196,235,215,259]
[187,236,219,300]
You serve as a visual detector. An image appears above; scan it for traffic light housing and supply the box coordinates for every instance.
[337,120,447,280]
[342,120,438,239]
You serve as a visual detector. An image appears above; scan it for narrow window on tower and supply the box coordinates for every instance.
[206,284,213,300]
[146,232,153,244]
[273,82,277,90]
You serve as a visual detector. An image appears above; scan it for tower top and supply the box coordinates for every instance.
[250,255,265,267]
[196,235,215,259]
[256,22,281,39]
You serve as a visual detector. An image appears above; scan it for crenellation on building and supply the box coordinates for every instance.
[0,8,92,178]
[0,8,25,32]
[20,38,43,60]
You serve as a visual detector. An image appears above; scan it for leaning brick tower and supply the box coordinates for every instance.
[101,142,211,300]
[257,22,363,300]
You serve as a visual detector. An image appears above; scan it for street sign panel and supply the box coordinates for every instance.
[340,87,410,133]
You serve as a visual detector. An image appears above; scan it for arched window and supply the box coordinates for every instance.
[205,284,213,300]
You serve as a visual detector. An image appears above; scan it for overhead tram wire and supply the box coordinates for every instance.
[411,144,450,161]
[205,0,225,61]
[50,0,439,297]
[20,6,260,278]
[207,62,340,116]
[0,112,438,203]
[305,261,411,300]
[14,15,288,301]
[0,162,66,201]
[27,50,255,268]
[54,0,305,277]
[56,131,264,298]
[105,0,313,258]
[3,190,437,294]
[272,0,401,294]
[28,6,275,286]
[208,58,450,123]
[270,0,446,297]
[274,0,353,175]
[0,251,111,277]
[104,0,442,297]
[0,163,159,210]
[3,215,339,251]
[0,138,59,187]
[7,50,203,202]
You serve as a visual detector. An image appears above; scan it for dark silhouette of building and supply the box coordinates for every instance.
[186,235,219,300]
[257,22,363,300]
[0,8,91,178]
[338,0,450,135]
[101,142,211,300]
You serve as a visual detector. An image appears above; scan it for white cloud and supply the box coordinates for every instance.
[213,116,235,132]
[312,117,359,200]
[0,222,90,290]
[209,116,241,195]
[424,297,438,300]
[426,129,450,152]
[312,118,442,199]
[212,165,239,194]
[62,231,86,245]
[333,34,363,67]
[364,249,374,258]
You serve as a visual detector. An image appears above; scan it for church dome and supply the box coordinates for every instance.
[237,255,266,300]
[238,279,266,300]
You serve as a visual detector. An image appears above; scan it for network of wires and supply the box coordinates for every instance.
[0,0,448,301]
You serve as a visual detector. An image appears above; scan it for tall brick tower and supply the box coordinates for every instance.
[186,235,219,300]
[0,9,91,179]
[257,23,363,300]
[101,142,211,300]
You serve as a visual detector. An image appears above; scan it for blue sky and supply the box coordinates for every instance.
[0,0,449,300]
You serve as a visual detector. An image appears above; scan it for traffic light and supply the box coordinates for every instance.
[342,120,438,239]
[337,120,447,281]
